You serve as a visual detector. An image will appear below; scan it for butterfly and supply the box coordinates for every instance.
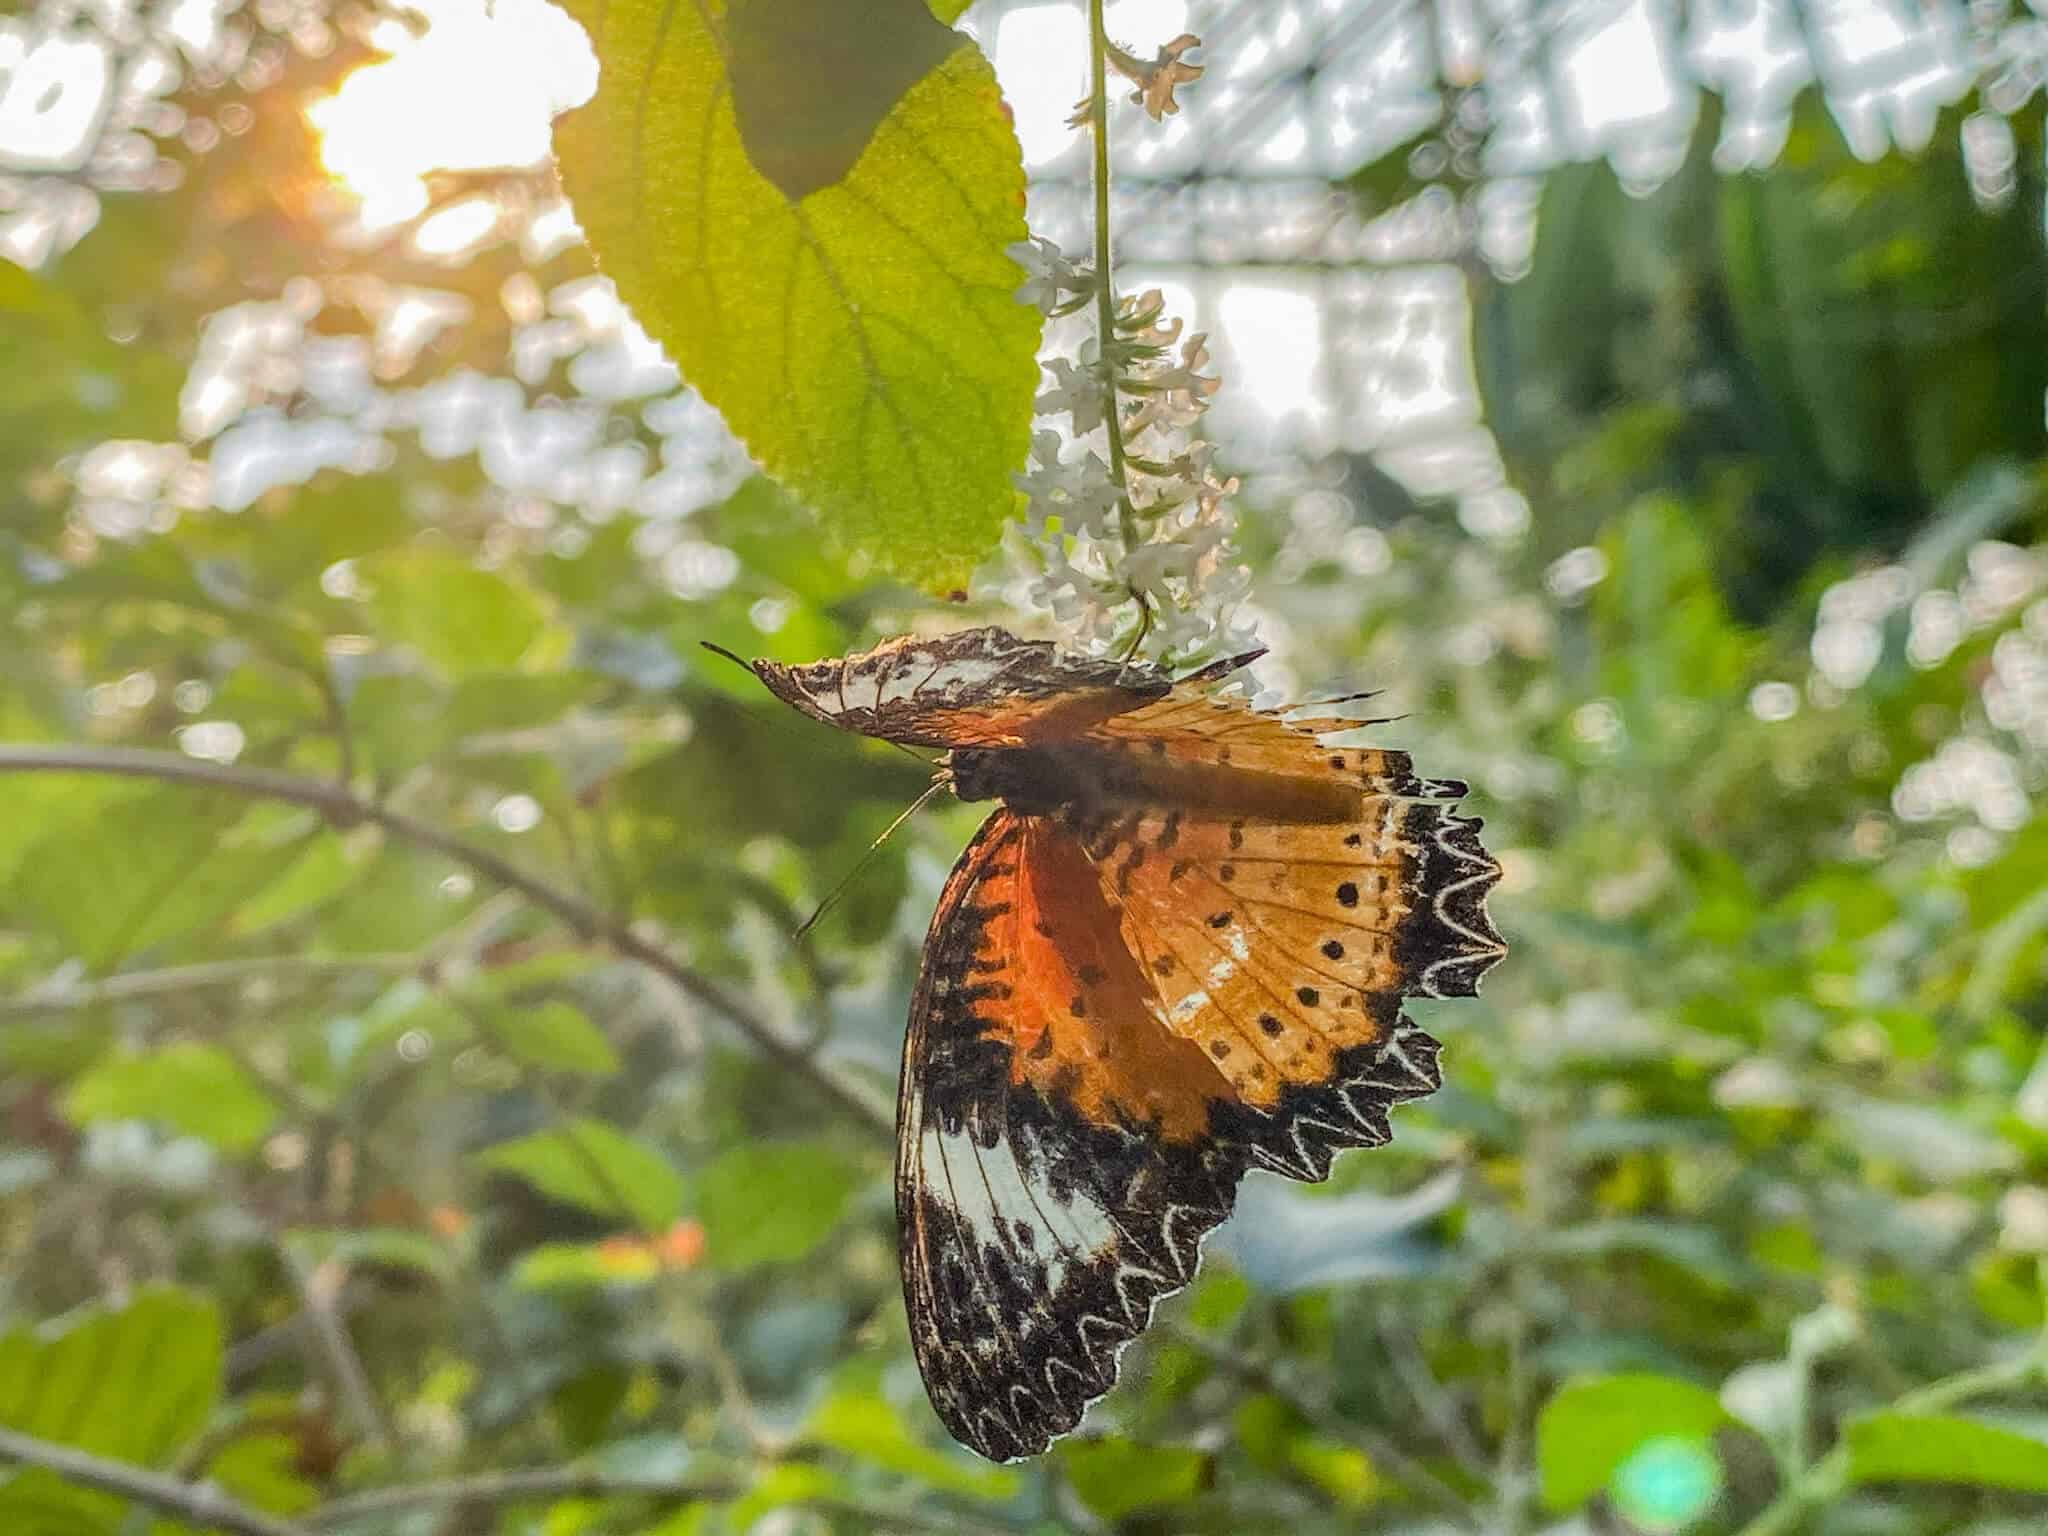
[724,625,1504,1461]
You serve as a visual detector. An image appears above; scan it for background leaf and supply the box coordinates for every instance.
[692,1140,861,1268]
[476,1119,685,1232]
[1846,1413,2048,1492]
[1537,1375,1729,1509]
[63,1043,275,1155]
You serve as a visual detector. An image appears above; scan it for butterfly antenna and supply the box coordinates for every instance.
[795,774,953,940]
[698,640,757,679]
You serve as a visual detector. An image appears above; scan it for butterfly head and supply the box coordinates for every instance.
[945,745,1087,816]
[944,747,1008,805]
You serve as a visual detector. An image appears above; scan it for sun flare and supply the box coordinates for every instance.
[306,0,595,231]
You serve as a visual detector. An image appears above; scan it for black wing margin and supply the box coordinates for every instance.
[896,812,1444,1461]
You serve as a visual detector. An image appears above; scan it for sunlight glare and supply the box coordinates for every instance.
[307,0,595,231]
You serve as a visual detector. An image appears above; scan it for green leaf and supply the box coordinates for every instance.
[807,1388,1019,1501]
[512,1240,661,1290]
[725,1464,848,1532]
[1059,1438,1205,1519]
[229,833,362,935]
[1287,1438,1378,1509]
[0,260,56,314]
[365,550,554,675]
[63,1042,275,1154]
[0,1289,221,1479]
[6,788,249,967]
[283,1227,455,1283]
[482,1001,619,1075]
[1537,1374,1729,1510]
[1845,1412,2048,1491]
[476,1118,684,1232]
[205,1434,319,1515]
[726,0,964,200]
[553,0,1039,591]
[693,1140,859,1267]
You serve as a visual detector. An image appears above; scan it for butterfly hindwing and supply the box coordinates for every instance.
[899,810,1244,1461]
[897,796,1467,1458]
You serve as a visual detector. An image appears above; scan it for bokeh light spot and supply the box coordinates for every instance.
[1609,1435,1721,1533]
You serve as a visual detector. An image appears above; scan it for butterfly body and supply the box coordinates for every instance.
[948,742,1362,825]
[729,626,1504,1461]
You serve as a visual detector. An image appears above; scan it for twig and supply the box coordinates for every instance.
[310,1466,1026,1534]
[1733,1266,2048,1536]
[1376,1307,1492,1482]
[310,1467,736,1526]
[318,669,358,790]
[0,953,418,1016]
[0,1425,314,1536]
[1168,1326,1481,1530]
[0,745,891,1136]
[276,1240,396,1458]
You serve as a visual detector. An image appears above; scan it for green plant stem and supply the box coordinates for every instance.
[0,1426,313,1536]
[1085,0,1144,570]
[0,744,892,1136]
[1732,1328,2048,1536]
[1168,1326,1483,1529]
[275,1238,396,1459]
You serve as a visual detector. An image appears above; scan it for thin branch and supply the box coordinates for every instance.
[310,1467,735,1527]
[310,1467,1026,1535]
[0,745,891,1136]
[1168,1326,1482,1530]
[0,953,418,1017]
[276,1240,396,1458]
[1375,1307,1492,1482]
[0,1425,314,1536]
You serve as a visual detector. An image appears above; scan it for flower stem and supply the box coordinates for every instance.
[1085,0,1147,609]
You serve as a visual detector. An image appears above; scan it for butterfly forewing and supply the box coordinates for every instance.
[743,626,1170,749]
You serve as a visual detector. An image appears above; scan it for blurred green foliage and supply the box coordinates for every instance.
[6,4,2048,1535]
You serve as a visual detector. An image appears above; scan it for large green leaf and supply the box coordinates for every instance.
[4,789,293,969]
[1845,1413,2048,1491]
[481,1000,620,1075]
[1537,1374,1729,1510]
[476,1118,685,1232]
[1059,1437,1205,1519]
[63,1041,276,1154]
[805,1387,1018,1500]
[693,1140,860,1267]
[552,0,1039,590]
[365,549,557,676]
[0,1289,222,1534]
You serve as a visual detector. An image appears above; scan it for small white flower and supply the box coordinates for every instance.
[1036,354,1109,438]
[1005,236,1095,316]
[1006,268,1255,668]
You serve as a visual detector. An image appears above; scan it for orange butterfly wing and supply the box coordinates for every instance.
[896,795,1463,1458]
[897,809,1235,1460]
